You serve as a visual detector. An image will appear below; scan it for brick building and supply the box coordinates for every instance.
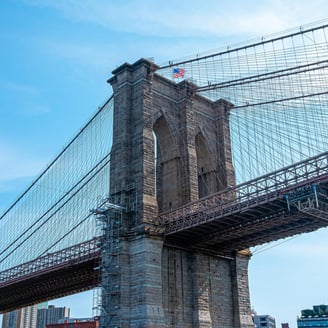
[46,318,98,328]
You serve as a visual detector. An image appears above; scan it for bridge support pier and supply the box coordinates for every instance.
[120,237,166,327]
[115,236,253,328]
[161,247,253,328]
[106,58,254,327]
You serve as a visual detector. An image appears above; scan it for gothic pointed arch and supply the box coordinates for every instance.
[195,131,217,198]
[153,115,182,212]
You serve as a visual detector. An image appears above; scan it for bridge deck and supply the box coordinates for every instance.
[164,195,327,255]
[160,151,328,254]
[1,152,328,312]
[0,240,100,312]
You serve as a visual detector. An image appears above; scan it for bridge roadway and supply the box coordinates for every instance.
[159,151,328,254]
[0,240,100,312]
[1,151,328,312]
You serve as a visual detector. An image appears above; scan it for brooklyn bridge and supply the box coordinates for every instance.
[1,21,328,327]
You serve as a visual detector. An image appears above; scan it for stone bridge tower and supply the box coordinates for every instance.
[107,58,253,328]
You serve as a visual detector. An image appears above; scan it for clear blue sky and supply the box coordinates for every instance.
[1,1,328,327]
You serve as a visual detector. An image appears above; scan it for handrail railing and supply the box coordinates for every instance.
[158,151,328,227]
[2,151,328,284]
[0,238,100,285]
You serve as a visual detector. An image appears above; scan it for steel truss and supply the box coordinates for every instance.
[159,151,328,254]
[0,239,99,284]
[0,239,100,312]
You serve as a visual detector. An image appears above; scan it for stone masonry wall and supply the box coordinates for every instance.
[152,75,235,212]
[107,58,253,327]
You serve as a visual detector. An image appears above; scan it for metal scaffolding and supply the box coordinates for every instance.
[91,200,126,328]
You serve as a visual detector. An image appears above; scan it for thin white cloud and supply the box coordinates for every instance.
[252,229,328,260]
[23,0,328,77]
[279,240,328,257]
[24,0,328,38]
[21,104,52,116]
[0,81,51,117]
[0,80,40,96]
[0,141,46,183]
[42,40,117,69]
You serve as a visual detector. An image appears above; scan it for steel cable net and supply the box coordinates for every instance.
[157,20,328,185]
[0,98,114,271]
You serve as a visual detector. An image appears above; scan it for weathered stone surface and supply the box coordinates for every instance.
[106,58,253,327]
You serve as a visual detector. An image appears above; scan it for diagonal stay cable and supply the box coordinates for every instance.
[196,60,328,92]
[0,153,111,263]
[37,196,112,258]
[0,95,113,221]
[232,90,328,109]
[158,22,328,70]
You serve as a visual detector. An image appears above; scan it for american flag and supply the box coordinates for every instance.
[173,67,185,78]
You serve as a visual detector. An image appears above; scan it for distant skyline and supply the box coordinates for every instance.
[1,1,328,327]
